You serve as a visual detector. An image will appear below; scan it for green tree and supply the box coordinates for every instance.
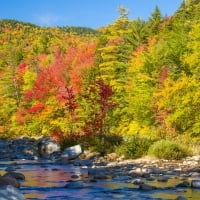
[146,6,163,35]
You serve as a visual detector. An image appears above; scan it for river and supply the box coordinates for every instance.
[0,160,200,200]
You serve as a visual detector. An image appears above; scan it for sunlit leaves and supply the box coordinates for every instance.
[153,74,200,137]
[182,22,200,75]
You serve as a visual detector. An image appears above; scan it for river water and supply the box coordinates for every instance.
[0,160,200,200]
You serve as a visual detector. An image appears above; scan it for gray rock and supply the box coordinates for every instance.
[5,166,16,172]
[190,172,200,178]
[0,185,26,200]
[0,176,20,188]
[61,145,82,160]
[139,183,157,190]
[65,181,89,189]
[175,181,190,188]
[38,137,60,157]
[3,172,25,181]
[131,178,144,185]
[157,175,168,182]
[191,179,200,189]
[88,168,107,176]
[73,158,93,166]
[87,167,111,180]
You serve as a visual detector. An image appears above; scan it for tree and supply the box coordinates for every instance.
[146,6,163,35]
[117,5,129,19]
[153,74,200,137]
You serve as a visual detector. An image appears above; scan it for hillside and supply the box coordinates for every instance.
[0,0,199,158]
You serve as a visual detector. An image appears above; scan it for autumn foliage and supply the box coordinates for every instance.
[0,0,200,149]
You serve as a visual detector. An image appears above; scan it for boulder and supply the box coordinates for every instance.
[0,176,20,188]
[37,137,60,157]
[139,183,157,190]
[61,145,82,160]
[175,181,190,188]
[11,137,39,160]
[191,179,200,189]
[3,172,25,181]
[0,139,12,160]
[0,185,26,200]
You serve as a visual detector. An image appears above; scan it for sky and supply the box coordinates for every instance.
[0,0,183,29]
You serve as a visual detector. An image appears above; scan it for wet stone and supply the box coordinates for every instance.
[131,178,144,185]
[0,185,26,200]
[139,183,157,191]
[141,172,150,178]
[71,174,79,179]
[175,181,190,188]
[146,177,155,181]
[176,188,187,193]
[3,172,25,181]
[65,181,90,189]
[190,172,200,178]
[157,176,168,182]
[1,138,200,199]
[0,176,20,188]
[191,179,200,189]
[5,166,16,172]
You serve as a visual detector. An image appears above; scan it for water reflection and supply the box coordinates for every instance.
[0,161,200,200]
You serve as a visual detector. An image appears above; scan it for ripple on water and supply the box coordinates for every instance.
[0,161,200,200]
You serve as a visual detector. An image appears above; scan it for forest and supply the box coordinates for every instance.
[0,0,199,159]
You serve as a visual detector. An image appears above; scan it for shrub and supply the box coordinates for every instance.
[116,135,154,159]
[148,139,190,160]
[85,133,122,155]
[61,133,122,155]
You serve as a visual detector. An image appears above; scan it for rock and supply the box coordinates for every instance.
[88,168,107,176]
[3,172,25,181]
[61,145,82,160]
[113,175,130,181]
[146,177,155,181]
[38,137,60,157]
[0,185,26,200]
[0,176,20,188]
[157,175,168,182]
[11,137,39,160]
[179,174,189,180]
[139,183,157,190]
[175,181,190,188]
[64,181,89,189]
[5,166,16,172]
[176,188,187,193]
[105,153,118,161]
[0,139,12,160]
[83,151,100,160]
[73,158,92,166]
[191,179,200,189]
[87,167,111,180]
[190,172,200,178]
[141,173,150,178]
[131,178,144,185]
[187,167,200,173]
[71,174,79,179]
[192,155,200,162]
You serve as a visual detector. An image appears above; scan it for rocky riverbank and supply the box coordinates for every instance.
[0,137,200,199]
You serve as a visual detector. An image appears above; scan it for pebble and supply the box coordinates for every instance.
[0,137,200,200]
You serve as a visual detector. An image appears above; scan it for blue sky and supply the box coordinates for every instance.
[0,0,183,28]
